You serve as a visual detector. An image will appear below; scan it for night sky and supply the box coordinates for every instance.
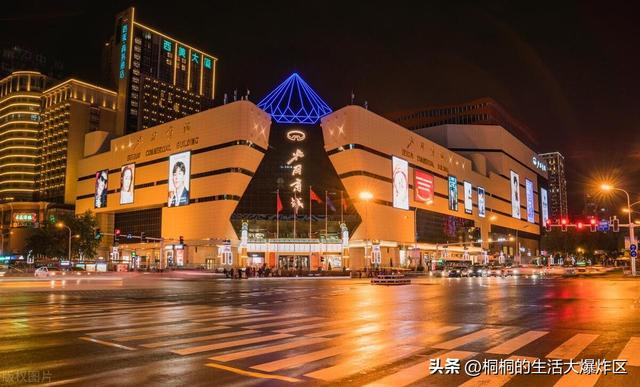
[3,1,640,217]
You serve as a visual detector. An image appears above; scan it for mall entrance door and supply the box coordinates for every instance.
[278,255,310,270]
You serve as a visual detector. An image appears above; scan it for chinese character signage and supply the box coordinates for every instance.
[464,181,473,215]
[168,152,191,207]
[414,169,434,204]
[526,179,535,223]
[510,171,520,219]
[478,187,486,218]
[392,156,409,210]
[119,24,128,79]
[448,176,458,211]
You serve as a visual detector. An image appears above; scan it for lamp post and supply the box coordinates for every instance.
[601,184,636,276]
[57,222,72,262]
[359,191,373,269]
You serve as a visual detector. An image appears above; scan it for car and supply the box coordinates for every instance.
[487,266,504,277]
[34,267,60,278]
[505,265,522,276]
[468,265,486,277]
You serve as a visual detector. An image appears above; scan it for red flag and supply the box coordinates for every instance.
[276,191,283,213]
[342,196,348,210]
[310,188,323,204]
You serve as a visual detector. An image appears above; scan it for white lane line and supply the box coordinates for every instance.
[617,337,640,367]
[210,336,330,362]
[142,330,259,349]
[458,356,537,387]
[79,337,136,351]
[115,325,229,342]
[546,333,599,359]
[432,329,502,350]
[244,317,324,330]
[486,331,548,355]
[172,333,292,356]
[364,350,477,387]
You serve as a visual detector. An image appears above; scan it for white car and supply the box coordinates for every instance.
[34,267,59,278]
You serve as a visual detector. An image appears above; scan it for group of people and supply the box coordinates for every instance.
[223,264,273,279]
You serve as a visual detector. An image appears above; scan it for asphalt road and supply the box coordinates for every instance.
[1,274,639,386]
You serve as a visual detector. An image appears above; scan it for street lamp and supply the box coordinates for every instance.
[359,191,373,268]
[600,184,636,276]
[56,222,72,262]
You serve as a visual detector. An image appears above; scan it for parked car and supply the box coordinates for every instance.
[34,267,60,278]
[468,265,486,277]
[487,266,504,277]
[445,267,462,277]
[504,265,522,276]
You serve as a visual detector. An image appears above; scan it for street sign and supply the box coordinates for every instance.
[631,244,637,251]
[631,244,637,257]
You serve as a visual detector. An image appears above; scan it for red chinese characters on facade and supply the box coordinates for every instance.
[414,169,434,204]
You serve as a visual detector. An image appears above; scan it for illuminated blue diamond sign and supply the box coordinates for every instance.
[258,73,332,124]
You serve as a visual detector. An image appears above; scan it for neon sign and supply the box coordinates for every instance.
[204,57,212,69]
[532,156,547,172]
[286,130,306,142]
[119,24,128,79]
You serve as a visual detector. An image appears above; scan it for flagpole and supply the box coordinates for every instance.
[309,186,312,239]
[340,190,344,224]
[325,191,328,238]
[276,189,279,240]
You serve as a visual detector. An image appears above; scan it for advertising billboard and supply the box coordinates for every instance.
[94,170,108,208]
[526,179,535,223]
[414,169,434,204]
[448,176,458,211]
[168,151,191,207]
[478,187,486,218]
[541,187,549,226]
[510,170,520,219]
[120,163,135,205]
[464,181,473,214]
[392,156,409,210]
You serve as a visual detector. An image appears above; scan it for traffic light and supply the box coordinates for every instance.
[95,228,102,240]
[590,218,597,232]
[49,215,56,224]
[179,235,184,245]
[140,232,146,243]
[561,218,568,232]
[577,222,584,230]
[544,220,552,232]
[612,217,620,232]
[114,228,121,243]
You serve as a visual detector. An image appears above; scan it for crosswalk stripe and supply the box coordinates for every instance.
[172,333,292,356]
[458,356,537,387]
[116,325,229,342]
[617,337,640,366]
[304,321,400,338]
[191,312,273,323]
[546,333,598,359]
[486,331,548,354]
[217,315,303,326]
[304,344,422,382]
[552,371,600,387]
[432,329,501,350]
[250,343,350,372]
[244,317,324,330]
[364,350,477,387]
[209,336,330,362]
[142,330,259,349]
[275,320,342,334]
[89,323,203,337]
[204,363,301,383]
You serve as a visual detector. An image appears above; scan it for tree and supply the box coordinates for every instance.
[25,223,66,259]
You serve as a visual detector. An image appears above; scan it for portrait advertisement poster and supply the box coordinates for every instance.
[414,169,434,204]
[510,170,520,219]
[392,156,409,210]
[94,170,108,209]
[478,187,486,218]
[464,181,473,214]
[541,187,549,226]
[120,163,135,205]
[168,151,191,207]
[448,175,458,211]
[526,179,535,223]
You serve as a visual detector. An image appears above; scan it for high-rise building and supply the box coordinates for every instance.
[105,7,218,135]
[1,47,65,80]
[37,79,117,204]
[538,152,568,220]
[0,71,53,202]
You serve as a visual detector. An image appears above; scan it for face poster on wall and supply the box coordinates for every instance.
[168,151,191,207]
[392,156,409,210]
[541,187,549,226]
[448,175,458,211]
[526,179,535,223]
[510,170,520,219]
[414,169,434,204]
[478,187,486,218]
[120,163,135,205]
[94,170,108,208]
[464,181,473,214]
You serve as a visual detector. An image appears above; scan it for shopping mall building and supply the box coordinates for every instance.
[75,74,549,270]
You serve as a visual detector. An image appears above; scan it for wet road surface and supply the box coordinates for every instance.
[0,275,639,386]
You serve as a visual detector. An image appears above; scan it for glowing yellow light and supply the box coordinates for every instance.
[601,184,612,191]
[43,79,116,96]
[359,191,373,201]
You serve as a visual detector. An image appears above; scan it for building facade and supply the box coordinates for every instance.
[1,47,65,80]
[0,71,52,202]
[38,79,117,205]
[538,152,568,221]
[106,7,218,135]
[74,74,550,270]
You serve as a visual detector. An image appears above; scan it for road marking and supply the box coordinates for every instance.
[191,312,273,323]
[172,333,292,356]
[486,331,548,354]
[552,371,600,387]
[205,363,301,383]
[79,337,136,351]
[546,333,598,359]
[364,350,477,387]
[210,337,330,362]
[142,329,259,348]
[244,317,324,329]
[218,314,303,325]
[252,342,360,372]
[117,325,230,342]
[90,322,203,337]
[432,328,501,350]
[275,320,344,333]
[617,337,640,366]
[458,356,537,387]
[304,344,422,382]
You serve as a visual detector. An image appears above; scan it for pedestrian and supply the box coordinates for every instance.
[229,267,235,279]
[223,267,228,278]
